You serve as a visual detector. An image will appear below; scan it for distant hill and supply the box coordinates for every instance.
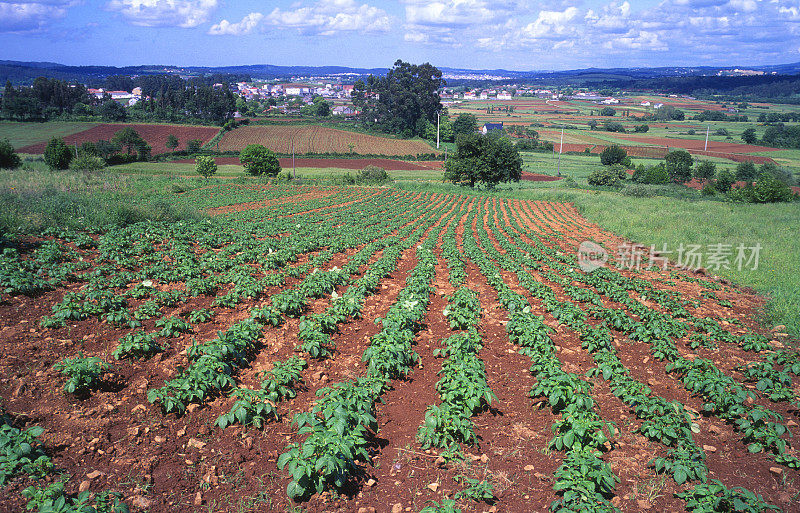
[2,60,799,96]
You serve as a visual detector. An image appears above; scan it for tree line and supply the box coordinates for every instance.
[1,75,236,124]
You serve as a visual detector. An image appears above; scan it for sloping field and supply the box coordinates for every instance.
[610,133,781,153]
[217,124,439,156]
[1,184,798,512]
[0,121,100,150]
[17,123,219,154]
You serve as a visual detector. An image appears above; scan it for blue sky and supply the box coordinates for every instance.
[1,0,799,71]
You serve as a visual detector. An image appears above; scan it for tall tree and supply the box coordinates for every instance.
[444,134,522,188]
[352,60,444,137]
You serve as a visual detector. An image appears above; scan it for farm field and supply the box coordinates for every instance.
[0,121,100,149]
[216,124,440,156]
[1,182,799,512]
[11,123,220,155]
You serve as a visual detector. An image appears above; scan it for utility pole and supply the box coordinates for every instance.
[556,127,564,177]
[704,125,710,152]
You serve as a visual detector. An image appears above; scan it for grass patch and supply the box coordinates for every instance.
[0,121,98,149]
[0,166,205,236]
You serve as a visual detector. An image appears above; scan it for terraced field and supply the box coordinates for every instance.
[0,184,798,512]
[217,125,439,156]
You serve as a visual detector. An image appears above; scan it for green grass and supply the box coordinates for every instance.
[0,121,98,149]
[113,161,445,181]
[571,193,800,337]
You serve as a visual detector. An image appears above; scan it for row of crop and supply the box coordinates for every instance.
[146,195,452,415]
[278,215,448,499]
[1,407,129,512]
[462,201,619,512]
[492,199,792,507]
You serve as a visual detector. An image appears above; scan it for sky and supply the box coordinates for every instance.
[1,0,799,71]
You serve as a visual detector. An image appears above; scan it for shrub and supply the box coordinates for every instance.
[587,167,622,187]
[665,150,693,183]
[43,138,73,170]
[69,153,105,172]
[728,172,796,203]
[735,161,758,182]
[600,107,616,116]
[195,155,217,180]
[0,139,21,169]
[715,169,735,192]
[694,160,716,181]
[759,162,795,186]
[633,124,649,133]
[240,144,281,177]
[186,139,203,153]
[636,163,670,185]
[599,145,627,166]
[358,165,389,183]
[701,183,717,196]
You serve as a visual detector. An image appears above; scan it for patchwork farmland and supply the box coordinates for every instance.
[1,184,797,512]
[216,124,440,156]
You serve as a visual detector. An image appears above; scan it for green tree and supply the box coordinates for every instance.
[664,150,693,183]
[98,99,127,122]
[715,169,735,192]
[694,161,717,181]
[352,59,444,136]
[741,127,758,145]
[588,166,624,187]
[600,107,616,116]
[186,139,203,153]
[444,134,522,188]
[0,138,21,169]
[452,113,478,137]
[43,138,73,170]
[195,156,217,180]
[240,144,281,176]
[600,145,627,166]
[112,127,146,155]
[735,161,758,182]
[166,134,179,152]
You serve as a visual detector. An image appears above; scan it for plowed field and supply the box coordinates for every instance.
[1,184,797,513]
[217,125,439,156]
[17,124,220,154]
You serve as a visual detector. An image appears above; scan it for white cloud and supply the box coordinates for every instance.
[208,12,263,35]
[404,0,498,26]
[265,0,391,36]
[106,0,218,28]
[729,0,758,12]
[519,7,579,40]
[0,1,74,32]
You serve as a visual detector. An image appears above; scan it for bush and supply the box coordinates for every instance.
[587,167,622,187]
[715,169,735,192]
[634,163,670,185]
[187,139,203,153]
[43,138,73,170]
[600,145,627,166]
[694,160,717,181]
[701,183,717,196]
[728,172,797,203]
[665,150,693,183]
[0,139,21,169]
[358,165,389,183]
[240,144,281,176]
[735,161,758,182]
[600,107,616,116]
[195,156,217,180]
[69,153,105,172]
[759,162,795,186]
[633,124,649,133]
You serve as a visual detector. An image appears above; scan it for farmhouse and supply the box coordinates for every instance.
[482,122,504,134]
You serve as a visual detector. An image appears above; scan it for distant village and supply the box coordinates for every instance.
[81,78,701,119]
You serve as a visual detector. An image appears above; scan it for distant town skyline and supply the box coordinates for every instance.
[1,0,799,71]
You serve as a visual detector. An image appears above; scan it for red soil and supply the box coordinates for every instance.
[18,124,219,154]
[170,157,443,171]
